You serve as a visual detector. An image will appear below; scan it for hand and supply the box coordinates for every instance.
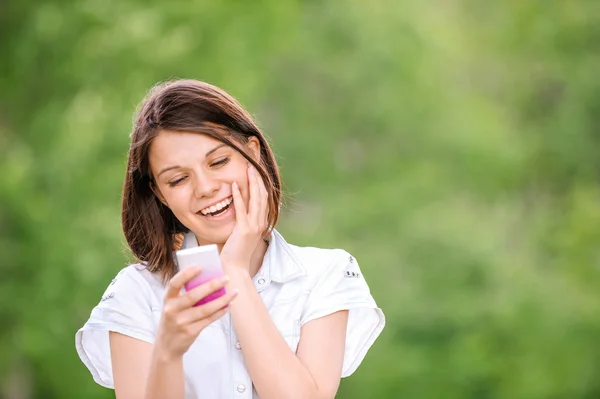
[220,165,269,273]
[154,266,238,360]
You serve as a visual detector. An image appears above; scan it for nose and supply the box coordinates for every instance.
[192,171,219,199]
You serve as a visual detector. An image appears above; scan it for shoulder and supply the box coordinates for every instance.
[76,265,163,388]
[275,234,360,286]
[289,245,353,272]
[100,264,164,308]
[108,263,158,289]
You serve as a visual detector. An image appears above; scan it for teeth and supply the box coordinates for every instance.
[200,197,233,216]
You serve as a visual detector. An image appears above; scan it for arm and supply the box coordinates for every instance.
[108,268,237,399]
[221,167,349,398]
[109,333,185,399]
[229,269,348,399]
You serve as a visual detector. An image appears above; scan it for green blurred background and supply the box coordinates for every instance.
[2,1,600,398]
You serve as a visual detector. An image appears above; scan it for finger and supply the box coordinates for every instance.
[248,165,260,222]
[249,165,267,229]
[232,181,247,223]
[165,266,202,299]
[175,274,230,309]
[180,288,239,325]
[258,170,269,228]
[188,305,230,334]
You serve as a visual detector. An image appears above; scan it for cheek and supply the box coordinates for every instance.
[163,190,192,214]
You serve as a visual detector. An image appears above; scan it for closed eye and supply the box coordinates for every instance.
[168,176,187,187]
[210,157,230,168]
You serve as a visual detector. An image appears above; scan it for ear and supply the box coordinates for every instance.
[150,180,169,207]
[245,136,261,163]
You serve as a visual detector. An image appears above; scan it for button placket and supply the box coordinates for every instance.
[231,332,251,397]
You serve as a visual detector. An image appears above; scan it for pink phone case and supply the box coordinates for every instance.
[176,244,226,306]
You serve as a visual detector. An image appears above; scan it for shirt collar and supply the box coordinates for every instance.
[180,229,307,284]
[262,229,307,283]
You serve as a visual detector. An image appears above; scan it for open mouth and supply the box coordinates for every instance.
[198,196,233,217]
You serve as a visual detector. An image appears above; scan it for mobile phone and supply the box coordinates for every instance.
[175,244,226,306]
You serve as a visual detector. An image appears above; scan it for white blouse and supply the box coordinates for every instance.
[75,230,385,398]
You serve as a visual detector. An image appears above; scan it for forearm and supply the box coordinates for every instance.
[228,270,324,399]
[144,345,185,399]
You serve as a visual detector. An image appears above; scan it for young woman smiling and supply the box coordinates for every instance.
[75,80,385,399]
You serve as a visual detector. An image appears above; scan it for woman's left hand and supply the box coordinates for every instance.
[220,165,269,274]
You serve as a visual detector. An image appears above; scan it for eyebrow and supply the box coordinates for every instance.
[156,143,228,178]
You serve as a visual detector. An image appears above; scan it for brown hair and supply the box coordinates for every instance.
[122,79,281,282]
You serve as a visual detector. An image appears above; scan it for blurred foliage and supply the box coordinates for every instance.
[1,1,600,398]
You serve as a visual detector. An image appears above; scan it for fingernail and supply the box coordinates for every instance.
[222,275,230,283]
[249,165,255,174]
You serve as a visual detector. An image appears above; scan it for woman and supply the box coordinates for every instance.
[75,79,385,399]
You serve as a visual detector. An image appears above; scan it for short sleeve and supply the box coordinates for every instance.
[75,265,157,388]
[300,250,385,377]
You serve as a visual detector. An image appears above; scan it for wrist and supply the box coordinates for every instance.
[152,340,183,364]
[225,266,251,280]
[222,260,250,275]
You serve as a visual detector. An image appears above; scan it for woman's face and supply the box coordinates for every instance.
[148,130,260,246]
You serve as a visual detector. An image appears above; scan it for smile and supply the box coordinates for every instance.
[198,196,233,217]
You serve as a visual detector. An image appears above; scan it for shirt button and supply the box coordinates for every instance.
[235,341,241,349]
[257,278,265,285]
[237,384,246,393]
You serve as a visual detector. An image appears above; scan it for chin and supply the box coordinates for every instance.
[190,225,234,246]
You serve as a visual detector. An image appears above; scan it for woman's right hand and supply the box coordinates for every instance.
[154,266,238,360]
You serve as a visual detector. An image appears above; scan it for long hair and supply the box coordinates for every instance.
[122,80,281,282]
